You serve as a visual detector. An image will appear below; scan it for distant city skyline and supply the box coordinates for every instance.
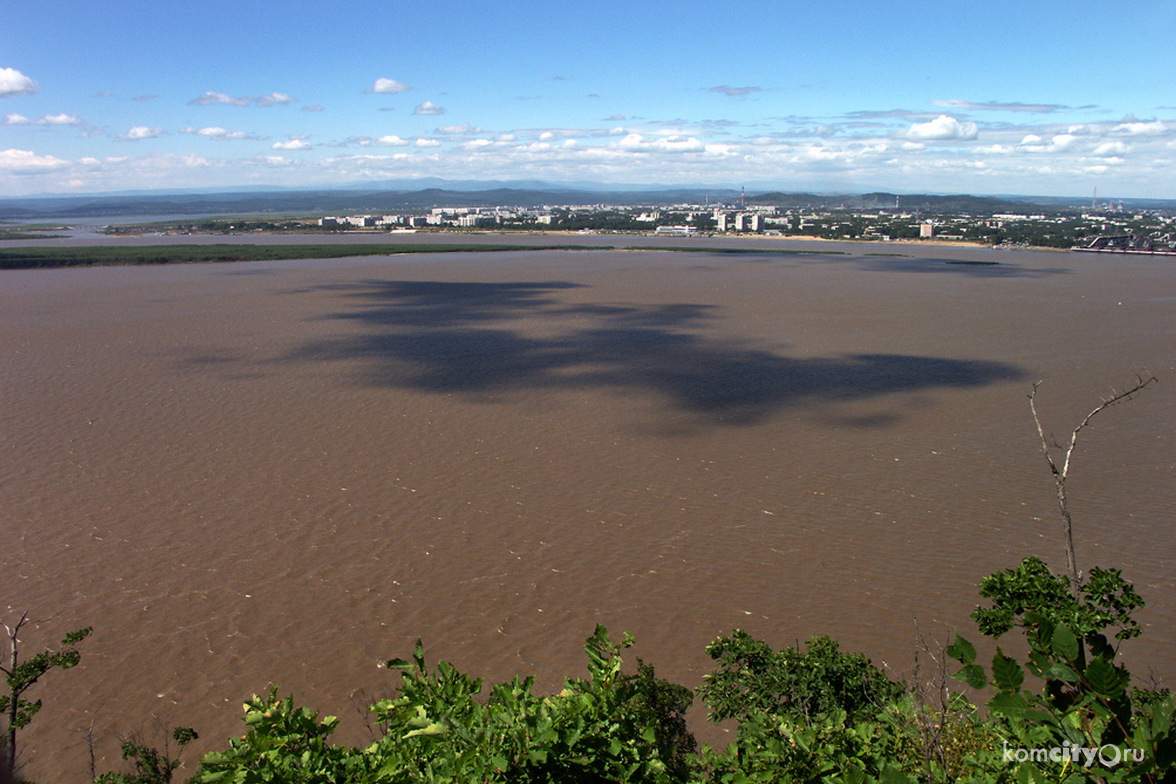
[3,0,1175,199]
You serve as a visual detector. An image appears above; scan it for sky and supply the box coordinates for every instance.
[2,0,1176,199]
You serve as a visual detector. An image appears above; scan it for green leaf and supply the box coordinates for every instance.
[879,764,918,784]
[992,648,1025,692]
[1050,624,1079,662]
[1085,657,1128,699]
[989,692,1030,718]
[946,633,977,664]
[1044,663,1080,683]
[953,663,987,690]
[403,721,447,738]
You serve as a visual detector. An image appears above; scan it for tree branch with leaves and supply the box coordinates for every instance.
[0,612,92,781]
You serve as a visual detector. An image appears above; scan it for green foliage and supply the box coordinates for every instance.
[971,556,1145,643]
[197,689,355,783]
[95,726,198,784]
[950,558,1175,783]
[197,625,692,783]
[699,632,904,725]
[0,243,609,269]
[1,619,92,779]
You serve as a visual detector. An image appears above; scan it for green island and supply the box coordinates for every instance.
[0,244,601,270]
[0,243,839,270]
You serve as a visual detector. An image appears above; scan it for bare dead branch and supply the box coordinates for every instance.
[1029,373,1157,588]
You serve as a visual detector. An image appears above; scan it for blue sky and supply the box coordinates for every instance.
[3,0,1175,198]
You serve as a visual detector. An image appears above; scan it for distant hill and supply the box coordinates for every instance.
[0,186,743,220]
[2,184,1172,221]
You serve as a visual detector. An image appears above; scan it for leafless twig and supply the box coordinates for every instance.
[1028,373,1157,587]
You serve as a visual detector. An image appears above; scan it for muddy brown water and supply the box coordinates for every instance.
[2,236,1174,781]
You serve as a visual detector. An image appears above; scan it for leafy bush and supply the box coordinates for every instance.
[699,632,904,725]
[197,625,692,784]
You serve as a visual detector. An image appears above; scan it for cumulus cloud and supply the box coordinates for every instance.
[415,138,440,147]
[1113,119,1166,136]
[182,126,260,141]
[613,133,705,153]
[189,91,251,107]
[377,135,409,146]
[0,148,69,172]
[256,92,297,106]
[189,91,297,107]
[904,115,978,141]
[371,78,410,94]
[413,100,444,115]
[707,85,761,97]
[272,138,311,150]
[121,126,163,140]
[1092,141,1130,156]
[435,123,481,135]
[0,68,38,98]
[1017,133,1080,153]
[41,113,81,125]
[4,112,84,126]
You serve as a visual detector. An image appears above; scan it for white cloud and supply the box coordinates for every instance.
[612,133,705,153]
[415,138,440,147]
[377,135,409,146]
[1092,141,1130,156]
[905,115,978,141]
[189,91,251,107]
[0,148,69,172]
[302,105,324,112]
[435,123,481,135]
[1049,134,1078,151]
[371,78,410,94]
[5,112,84,126]
[183,126,258,141]
[1112,120,1166,136]
[0,68,38,98]
[1017,133,1079,154]
[122,126,163,140]
[272,138,311,150]
[413,100,444,115]
[41,113,81,126]
[256,92,297,106]
[188,91,296,107]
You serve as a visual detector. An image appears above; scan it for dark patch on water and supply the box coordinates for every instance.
[846,256,1069,278]
[263,279,1024,428]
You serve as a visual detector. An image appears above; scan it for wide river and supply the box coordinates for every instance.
[2,234,1173,780]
